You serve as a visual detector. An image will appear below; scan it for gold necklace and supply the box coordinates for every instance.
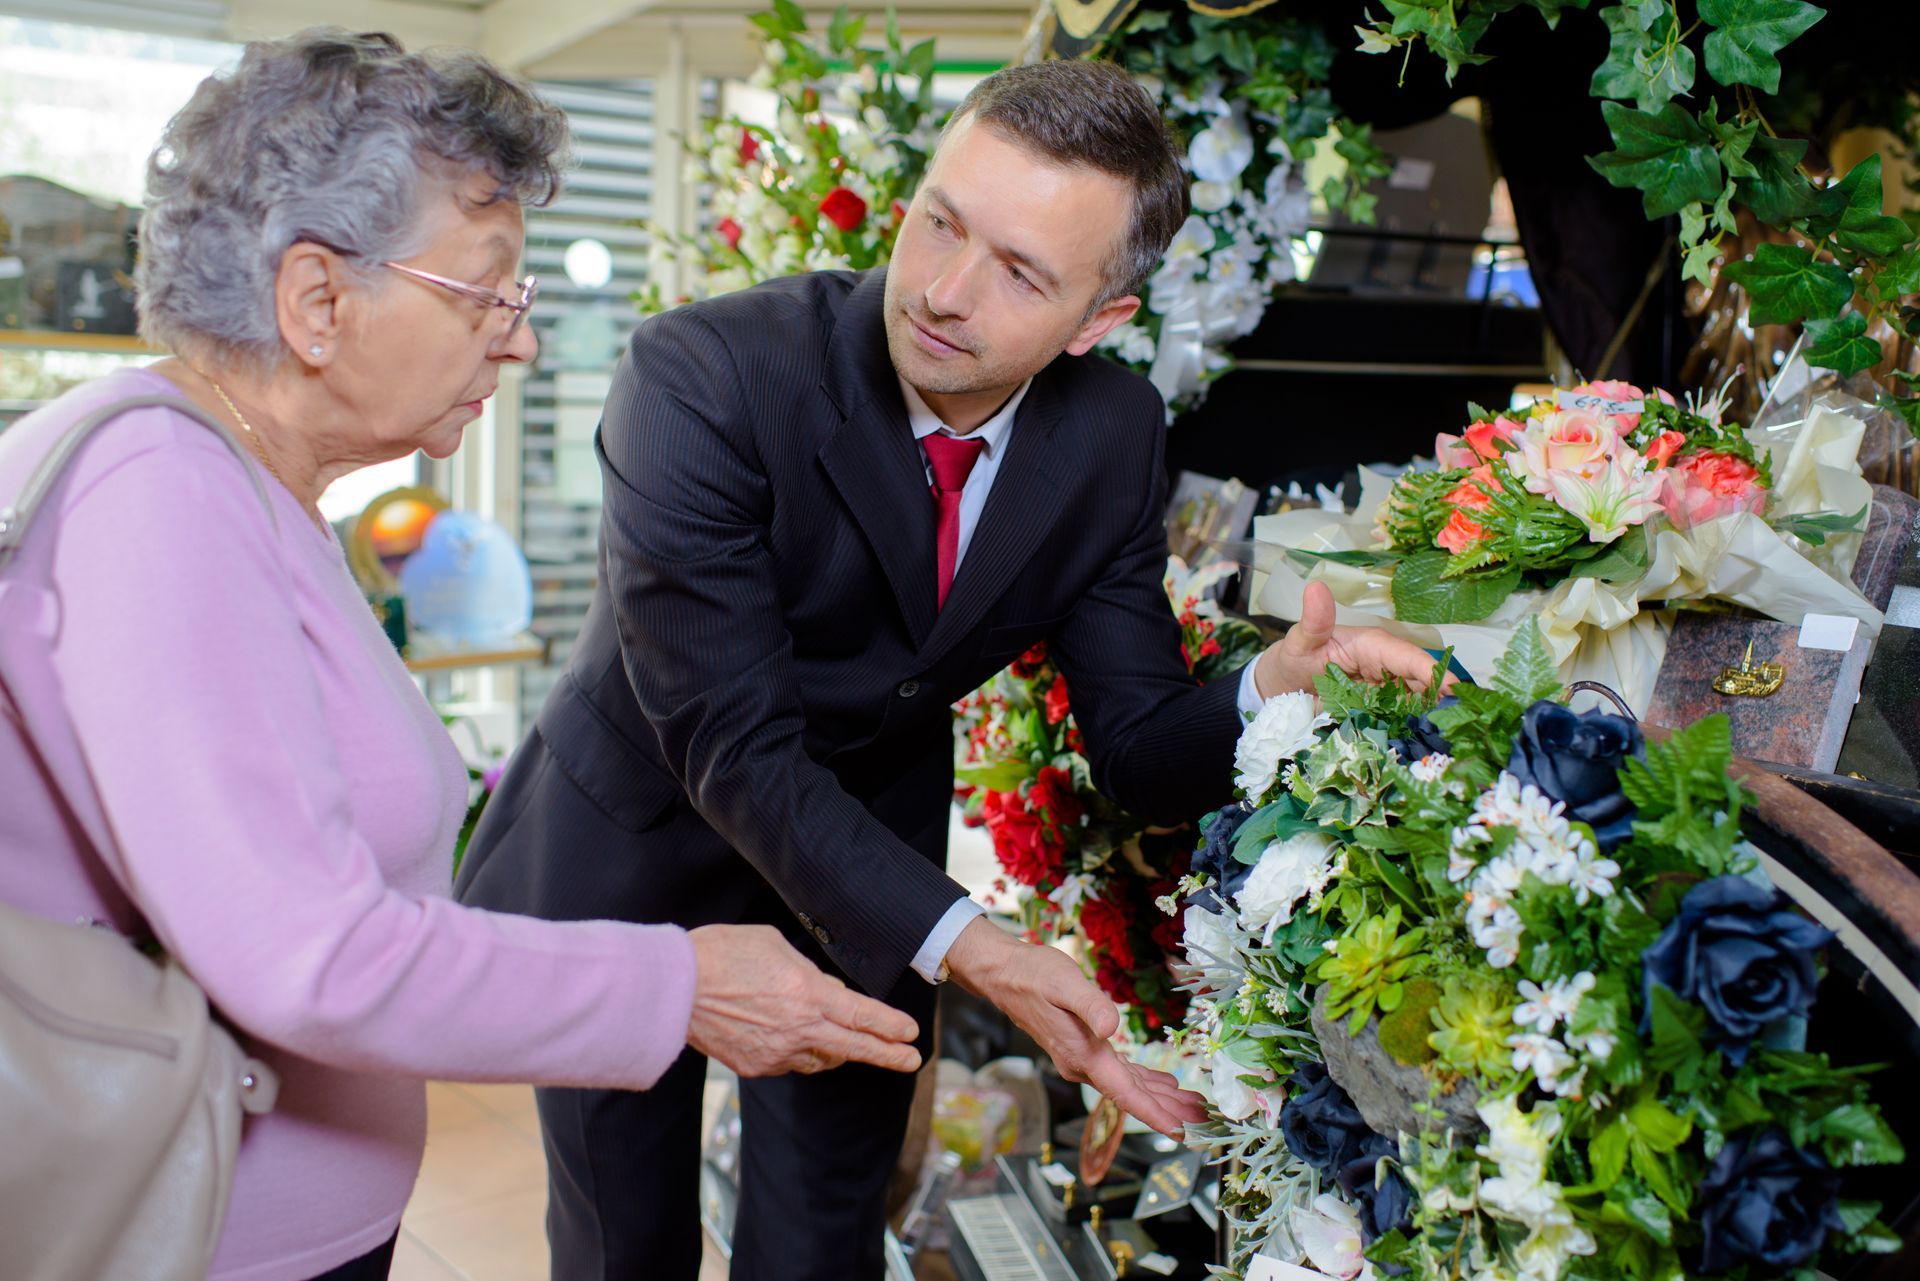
[199,375,327,533]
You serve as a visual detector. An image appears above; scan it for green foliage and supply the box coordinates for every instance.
[1591,3,1695,110]
[1616,717,1749,876]
[1391,550,1523,624]
[1802,312,1883,379]
[1698,0,1825,94]
[1491,617,1565,705]
[1773,504,1868,546]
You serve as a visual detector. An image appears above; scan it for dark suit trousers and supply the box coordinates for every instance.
[466,731,937,1281]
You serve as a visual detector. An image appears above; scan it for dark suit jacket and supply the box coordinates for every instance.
[456,268,1242,998]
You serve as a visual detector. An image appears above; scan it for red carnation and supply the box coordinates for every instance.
[1079,894,1136,971]
[819,186,868,232]
[715,217,743,252]
[981,789,1062,887]
[738,128,759,164]
[1094,960,1140,1009]
[1044,676,1071,726]
[1029,766,1083,838]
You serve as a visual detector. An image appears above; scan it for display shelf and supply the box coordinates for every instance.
[403,631,548,674]
[0,328,158,355]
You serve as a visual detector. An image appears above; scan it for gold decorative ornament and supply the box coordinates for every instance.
[1712,640,1785,697]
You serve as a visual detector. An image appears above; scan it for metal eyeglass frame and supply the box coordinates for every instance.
[382,261,539,340]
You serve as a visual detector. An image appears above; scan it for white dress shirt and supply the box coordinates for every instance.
[899,375,1269,983]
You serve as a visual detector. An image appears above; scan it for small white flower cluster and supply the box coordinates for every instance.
[1408,751,1453,783]
[1233,691,1332,800]
[1505,971,1616,1101]
[1450,774,1622,968]
[1474,1097,1598,1281]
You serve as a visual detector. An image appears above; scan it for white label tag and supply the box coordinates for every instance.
[1556,389,1645,417]
[1245,1258,1341,1281]
[1038,1161,1077,1188]
[1798,613,1861,652]
[1136,1253,1178,1276]
[1388,156,1435,190]
[0,257,23,280]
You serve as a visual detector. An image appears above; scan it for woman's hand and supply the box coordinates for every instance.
[685,925,922,1077]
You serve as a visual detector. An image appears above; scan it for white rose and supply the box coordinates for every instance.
[1233,690,1329,798]
[1237,833,1337,942]
[858,63,879,93]
[1181,904,1235,967]
[835,79,864,109]
[862,105,889,134]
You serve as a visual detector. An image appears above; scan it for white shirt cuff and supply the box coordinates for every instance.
[911,897,987,983]
[1235,660,1266,718]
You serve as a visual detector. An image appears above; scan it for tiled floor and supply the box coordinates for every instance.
[392,1080,730,1281]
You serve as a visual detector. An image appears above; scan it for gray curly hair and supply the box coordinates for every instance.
[136,28,570,364]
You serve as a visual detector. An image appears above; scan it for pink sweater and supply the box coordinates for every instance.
[0,369,696,1281]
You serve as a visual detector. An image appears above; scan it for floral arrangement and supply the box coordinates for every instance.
[1090,6,1390,413]
[954,557,1261,1033]
[636,2,940,314]
[1356,379,1858,626]
[1256,374,1879,714]
[1172,621,1906,1281]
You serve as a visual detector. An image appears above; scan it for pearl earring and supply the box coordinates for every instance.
[308,344,324,357]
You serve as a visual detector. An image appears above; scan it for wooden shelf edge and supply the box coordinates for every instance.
[0,328,160,355]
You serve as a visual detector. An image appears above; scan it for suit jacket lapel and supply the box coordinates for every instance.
[817,270,939,646]
[917,375,1069,671]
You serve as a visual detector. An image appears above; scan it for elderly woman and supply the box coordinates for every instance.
[0,28,919,1281]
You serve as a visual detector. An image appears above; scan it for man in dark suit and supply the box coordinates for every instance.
[456,60,1439,1281]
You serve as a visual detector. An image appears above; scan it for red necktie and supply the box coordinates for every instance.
[923,433,986,609]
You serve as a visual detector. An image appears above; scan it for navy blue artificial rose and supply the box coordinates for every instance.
[1696,1127,1845,1273]
[1506,700,1645,851]
[1280,1061,1376,1178]
[1337,1132,1414,1248]
[1190,803,1254,909]
[1387,696,1457,766]
[1640,875,1832,1065]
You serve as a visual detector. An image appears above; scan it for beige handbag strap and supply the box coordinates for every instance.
[0,393,276,574]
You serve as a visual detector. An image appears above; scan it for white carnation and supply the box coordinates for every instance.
[1233,690,1329,798]
[1181,904,1236,967]
[1236,833,1337,944]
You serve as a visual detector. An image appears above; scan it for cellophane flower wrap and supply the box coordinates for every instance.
[1253,382,1881,713]
[1170,620,1904,1281]
[953,557,1261,1036]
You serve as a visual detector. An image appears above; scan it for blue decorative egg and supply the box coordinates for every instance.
[398,511,533,646]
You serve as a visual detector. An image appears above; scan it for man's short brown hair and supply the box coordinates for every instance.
[944,60,1187,308]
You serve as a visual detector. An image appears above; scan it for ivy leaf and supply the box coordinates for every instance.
[1590,1116,1631,1187]
[1698,0,1825,94]
[1591,3,1696,109]
[1124,8,1172,33]
[1811,156,1916,258]
[1804,312,1882,377]
[1721,242,1854,326]
[1390,550,1523,624]
[1382,0,1497,82]
[1872,245,1920,300]
[1588,102,1724,218]
[1735,134,1819,225]
[1683,238,1722,286]
[1679,201,1708,249]
[1703,106,1760,179]
[771,0,808,32]
[1877,392,1920,440]
[1627,1096,1694,1153]
[903,38,936,82]
[1819,1103,1906,1166]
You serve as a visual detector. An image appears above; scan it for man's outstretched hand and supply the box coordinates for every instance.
[944,915,1206,1138]
[1253,579,1454,701]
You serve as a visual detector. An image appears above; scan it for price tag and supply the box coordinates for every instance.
[1245,1258,1341,1281]
[1136,1253,1178,1276]
[1039,1161,1077,1188]
[1798,613,1861,652]
[1556,388,1644,417]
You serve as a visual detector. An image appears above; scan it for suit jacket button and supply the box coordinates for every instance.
[814,925,833,946]
[897,679,921,698]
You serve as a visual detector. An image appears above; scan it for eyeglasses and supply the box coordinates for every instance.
[382,261,539,341]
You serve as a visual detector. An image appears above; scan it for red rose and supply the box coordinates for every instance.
[1079,894,1136,971]
[1044,676,1071,725]
[1443,463,1502,513]
[1681,449,1761,497]
[738,127,760,164]
[981,789,1061,887]
[1435,507,1489,555]
[715,217,743,252]
[1462,416,1523,461]
[819,186,868,232]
